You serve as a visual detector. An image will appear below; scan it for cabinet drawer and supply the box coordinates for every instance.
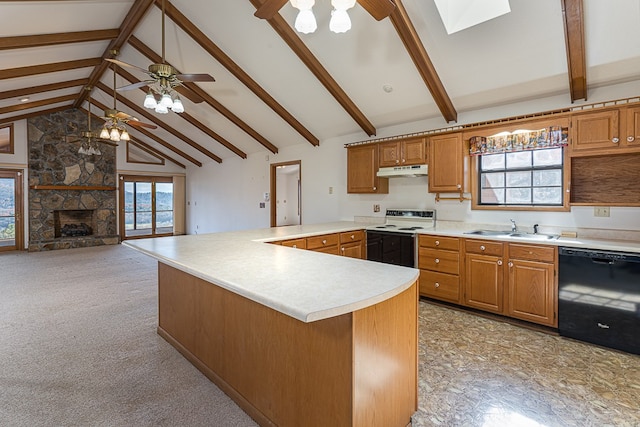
[419,235,459,251]
[340,230,364,244]
[418,248,459,275]
[419,270,460,303]
[306,233,339,250]
[465,239,503,256]
[509,243,555,263]
[280,238,307,249]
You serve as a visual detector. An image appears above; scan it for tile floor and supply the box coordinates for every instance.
[412,301,640,427]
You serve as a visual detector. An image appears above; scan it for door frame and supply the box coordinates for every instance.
[0,168,24,251]
[118,174,174,240]
[270,160,301,227]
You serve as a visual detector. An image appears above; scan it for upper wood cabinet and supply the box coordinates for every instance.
[347,144,389,194]
[379,137,427,167]
[428,132,465,193]
[571,106,640,155]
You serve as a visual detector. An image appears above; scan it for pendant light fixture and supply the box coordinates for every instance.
[290,0,356,34]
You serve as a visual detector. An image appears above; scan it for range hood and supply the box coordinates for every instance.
[376,164,428,178]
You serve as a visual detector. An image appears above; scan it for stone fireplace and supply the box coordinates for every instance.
[28,109,119,251]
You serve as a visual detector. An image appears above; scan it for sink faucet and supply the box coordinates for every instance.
[533,224,539,234]
[510,219,517,232]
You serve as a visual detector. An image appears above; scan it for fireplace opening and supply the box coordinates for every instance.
[54,210,95,238]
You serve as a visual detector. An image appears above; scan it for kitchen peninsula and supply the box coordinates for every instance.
[124,222,419,427]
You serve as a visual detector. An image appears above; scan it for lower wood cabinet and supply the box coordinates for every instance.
[272,230,365,260]
[339,230,365,259]
[418,235,558,327]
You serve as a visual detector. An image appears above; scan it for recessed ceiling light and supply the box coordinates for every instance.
[20,97,30,103]
[383,84,393,93]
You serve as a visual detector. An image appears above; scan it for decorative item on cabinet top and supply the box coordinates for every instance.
[469,126,568,156]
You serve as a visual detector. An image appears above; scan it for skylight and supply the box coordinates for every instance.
[434,0,511,34]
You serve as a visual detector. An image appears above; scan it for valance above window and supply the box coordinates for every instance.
[469,126,568,156]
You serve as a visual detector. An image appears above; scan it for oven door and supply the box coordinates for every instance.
[366,230,415,267]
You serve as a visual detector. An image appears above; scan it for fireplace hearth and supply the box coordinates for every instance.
[28,109,119,251]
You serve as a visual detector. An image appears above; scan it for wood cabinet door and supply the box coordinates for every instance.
[378,141,401,167]
[347,145,389,194]
[507,259,556,327]
[402,138,427,165]
[419,270,460,303]
[624,106,640,148]
[571,109,620,152]
[428,133,463,192]
[340,241,364,259]
[464,253,504,313]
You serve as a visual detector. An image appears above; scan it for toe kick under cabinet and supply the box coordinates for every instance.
[418,235,558,327]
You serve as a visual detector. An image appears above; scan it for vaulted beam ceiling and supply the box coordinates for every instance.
[390,0,457,123]
[155,0,319,146]
[561,0,587,102]
[127,36,279,154]
[74,0,155,109]
[0,94,76,115]
[94,80,223,163]
[0,106,69,126]
[128,136,186,169]
[0,30,119,50]
[248,0,378,136]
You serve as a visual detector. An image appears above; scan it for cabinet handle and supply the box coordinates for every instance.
[373,186,376,190]
[508,261,513,267]
[351,235,355,240]
[322,239,327,244]
[480,245,485,251]
[497,260,503,266]
[396,159,400,164]
[402,159,406,163]
[435,258,440,264]
[434,282,440,288]
[435,240,440,246]
[597,323,610,329]
[341,247,345,252]
[292,244,297,248]
[628,136,635,142]
[612,137,620,144]
[457,184,462,189]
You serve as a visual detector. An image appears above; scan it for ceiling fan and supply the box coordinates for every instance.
[254,0,396,21]
[106,0,214,112]
[99,63,158,142]
[69,90,115,155]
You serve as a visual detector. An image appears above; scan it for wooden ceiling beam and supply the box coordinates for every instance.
[254,0,288,19]
[389,0,457,123]
[0,29,119,50]
[0,78,88,101]
[95,80,223,163]
[249,0,377,137]
[74,0,155,109]
[90,97,203,167]
[155,0,319,146]
[0,105,70,125]
[0,58,101,80]
[561,0,587,102]
[129,137,186,169]
[0,94,76,115]
[127,36,279,154]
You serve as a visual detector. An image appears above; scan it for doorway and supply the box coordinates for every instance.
[270,161,301,227]
[0,169,24,251]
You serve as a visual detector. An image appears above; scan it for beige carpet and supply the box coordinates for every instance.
[0,245,258,427]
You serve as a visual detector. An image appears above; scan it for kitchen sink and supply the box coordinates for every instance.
[464,230,559,240]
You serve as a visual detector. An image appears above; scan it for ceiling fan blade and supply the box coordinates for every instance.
[254,0,289,19]
[176,73,215,82]
[127,120,158,130]
[114,111,133,120]
[105,58,150,75]
[116,81,152,92]
[68,138,80,144]
[358,0,396,20]
[174,85,205,104]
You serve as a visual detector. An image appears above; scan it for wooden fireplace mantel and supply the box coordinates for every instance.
[30,185,117,191]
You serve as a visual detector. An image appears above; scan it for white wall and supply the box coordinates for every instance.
[186,81,640,235]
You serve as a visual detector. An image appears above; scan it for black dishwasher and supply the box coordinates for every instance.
[558,247,640,355]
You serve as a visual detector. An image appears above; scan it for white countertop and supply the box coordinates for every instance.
[124,222,419,323]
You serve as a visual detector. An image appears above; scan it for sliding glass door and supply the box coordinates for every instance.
[120,175,173,240]
[0,169,23,251]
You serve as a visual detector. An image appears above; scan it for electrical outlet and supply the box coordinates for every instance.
[594,207,610,217]
[373,204,380,213]
[329,186,333,194]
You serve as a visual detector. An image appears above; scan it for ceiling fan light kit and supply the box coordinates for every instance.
[291,0,357,34]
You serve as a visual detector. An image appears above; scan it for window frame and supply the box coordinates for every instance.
[468,119,571,212]
[0,124,14,154]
